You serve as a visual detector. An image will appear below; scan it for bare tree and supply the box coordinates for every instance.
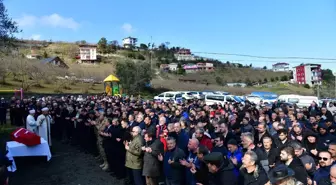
[0,56,12,84]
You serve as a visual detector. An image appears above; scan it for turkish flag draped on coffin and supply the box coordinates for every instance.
[10,128,41,146]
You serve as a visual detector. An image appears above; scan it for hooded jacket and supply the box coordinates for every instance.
[209,159,238,185]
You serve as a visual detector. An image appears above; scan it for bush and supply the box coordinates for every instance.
[215,76,223,85]
[137,54,146,60]
[127,52,136,59]
[303,84,310,89]
[280,75,289,81]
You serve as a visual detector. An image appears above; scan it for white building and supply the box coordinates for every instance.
[122,37,137,48]
[174,54,195,61]
[174,48,196,61]
[272,62,290,72]
[293,63,322,86]
[79,44,97,63]
[168,63,178,71]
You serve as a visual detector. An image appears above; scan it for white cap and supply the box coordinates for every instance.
[29,109,36,114]
[41,107,49,112]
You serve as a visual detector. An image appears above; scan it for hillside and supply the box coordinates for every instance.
[176,68,290,85]
[3,39,316,96]
[151,79,314,95]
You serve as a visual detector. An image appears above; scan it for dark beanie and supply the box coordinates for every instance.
[227,139,238,146]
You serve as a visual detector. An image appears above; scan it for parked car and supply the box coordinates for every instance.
[179,91,195,100]
[189,91,205,99]
[154,91,183,103]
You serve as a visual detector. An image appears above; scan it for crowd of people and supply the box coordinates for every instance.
[1,95,336,185]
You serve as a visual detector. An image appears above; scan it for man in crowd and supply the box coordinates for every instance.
[125,126,144,185]
[280,146,308,184]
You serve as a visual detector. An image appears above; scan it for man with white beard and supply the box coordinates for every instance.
[36,107,53,147]
[26,109,37,134]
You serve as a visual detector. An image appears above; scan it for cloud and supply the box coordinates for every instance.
[29,34,41,40]
[15,13,80,30]
[121,23,135,34]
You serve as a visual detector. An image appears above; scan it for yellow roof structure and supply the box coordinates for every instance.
[103,75,120,82]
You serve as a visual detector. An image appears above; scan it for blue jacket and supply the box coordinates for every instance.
[182,111,189,120]
[185,152,199,185]
[163,147,185,183]
[177,129,189,153]
[314,165,332,182]
[227,147,243,177]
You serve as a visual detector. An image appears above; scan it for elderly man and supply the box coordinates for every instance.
[240,151,268,185]
[26,109,37,134]
[36,107,53,147]
[125,126,145,185]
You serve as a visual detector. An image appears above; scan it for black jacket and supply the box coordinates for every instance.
[143,139,164,177]
[209,161,237,185]
[239,165,269,185]
[194,160,209,185]
[319,177,332,185]
[288,157,308,185]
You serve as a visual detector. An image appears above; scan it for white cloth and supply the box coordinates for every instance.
[36,114,52,146]
[6,138,52,172]
[26,115,37,134]
[41,107,49,112]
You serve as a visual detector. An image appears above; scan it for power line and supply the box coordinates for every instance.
[193,51,336,61]
[210,58,336,64]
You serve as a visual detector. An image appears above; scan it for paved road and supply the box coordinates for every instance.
[8,140,122,185]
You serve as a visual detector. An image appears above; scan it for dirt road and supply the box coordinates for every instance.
[8,140,122,185]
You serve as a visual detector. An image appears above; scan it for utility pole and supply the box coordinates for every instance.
[150,36,152,72]
[317,83,320,99]
[334,72,336,98]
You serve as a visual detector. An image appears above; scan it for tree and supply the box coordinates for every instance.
[97,37,108,53]
[75,40,87,45]
[176,63,185,75]
[249,63,252,68]
[275,76,279,81]
[215,76,223,85]
[0,0,20,49]
[280,75,288,81]
[238,64,243,68]
[258,79,262,84]
[43,51,48,58]
[322,69,335,84]
[115,60,152,94]
[263,66,267,70]
[303,84,310,89]
[264,78,268,83]
[140,43,148,50]
[0,56,12,84]
[158,43,166,51]
[245,78,253,86]
[270,77,275,82]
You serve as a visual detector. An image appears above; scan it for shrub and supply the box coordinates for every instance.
[137,54,146,60]
[303,84,310,89]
